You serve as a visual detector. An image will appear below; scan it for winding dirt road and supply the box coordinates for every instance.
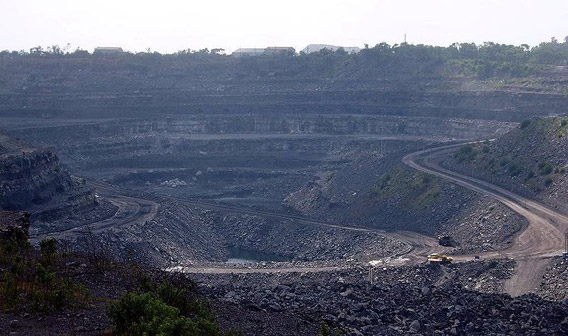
[403,143,568,296]
[32,187,159,241]
[33,143,568,294]
[82,182,443,275]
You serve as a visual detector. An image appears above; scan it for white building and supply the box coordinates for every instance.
[232,47,295,57]
[301,44,361,54]
[94,47,124,55]
[232,48,266,57]
[264,47,295,56]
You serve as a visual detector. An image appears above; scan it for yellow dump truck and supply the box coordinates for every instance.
[427,253,453,264]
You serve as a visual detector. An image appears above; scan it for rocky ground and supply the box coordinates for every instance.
[59,198,227,267]
[441,199,527,255]
[539,257,568,301]
[190,259,568,335]
[30,199,118,235]
[213,213,409,262]
[45,193,411,268]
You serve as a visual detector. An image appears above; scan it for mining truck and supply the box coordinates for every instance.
[427,253,453,264]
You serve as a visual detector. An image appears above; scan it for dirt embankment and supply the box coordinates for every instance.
[440,117,568,215]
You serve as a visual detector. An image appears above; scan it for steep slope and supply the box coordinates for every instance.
[0,132,96,220]
[441,116,568,215]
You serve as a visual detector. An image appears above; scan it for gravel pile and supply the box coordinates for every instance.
[539,257,568,301]
[442,198,527,254]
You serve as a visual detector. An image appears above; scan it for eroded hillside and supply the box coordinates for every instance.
[284,151,527,254]
[441,117,568,214]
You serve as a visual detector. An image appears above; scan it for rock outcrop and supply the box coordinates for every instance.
[0,133,96,220]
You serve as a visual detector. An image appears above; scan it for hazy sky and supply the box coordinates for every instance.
[1,0,567,53]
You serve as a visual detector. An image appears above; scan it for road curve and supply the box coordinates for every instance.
[403,143,568,296]
[84,181,447,274]
[32,192,159,241]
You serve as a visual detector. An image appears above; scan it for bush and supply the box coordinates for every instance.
[525,171,536,181]
[455,145,476,163]
[320,321,343,336]
[40,238,57,265]
[108,279,239,336]
[373,173,392,192]
[561,119,568,127]
[544,176,553,186]
[520,119,531,129]
[108,292,223,336]
[538,162,553,175]
[108,293,196,336]
[509,163,522,177]
[0,237,86,312]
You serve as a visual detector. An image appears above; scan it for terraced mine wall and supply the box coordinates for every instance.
[0,134,96,223]
[6,115,515,169]
[2,88,567,122]
[1,54,567,123]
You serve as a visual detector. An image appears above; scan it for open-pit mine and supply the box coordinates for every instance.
[2,47,568,335]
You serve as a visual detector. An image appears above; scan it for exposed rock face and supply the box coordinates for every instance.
[0,211,30,242]
[214,213,409,262]
[0,55,567,122]
[5,115,514,173]
[0,133,96,220]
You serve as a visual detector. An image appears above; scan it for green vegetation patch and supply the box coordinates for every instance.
[455,145,477,163]
[108,292,221,336]
[108,277,239,336]
[556,118,568,137]
[370,167,443,210]
[538,162,554,175]
[0,238,88,312]
[520,119,532,129]
[414,185,442,209]
[320,321,344,336]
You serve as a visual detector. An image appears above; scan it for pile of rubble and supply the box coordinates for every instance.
[192,261,568,335]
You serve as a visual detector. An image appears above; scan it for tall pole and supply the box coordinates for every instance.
[565,230,568,254]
